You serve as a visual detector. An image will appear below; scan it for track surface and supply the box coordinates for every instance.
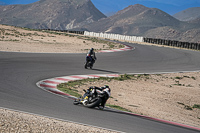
[0,43,200,133]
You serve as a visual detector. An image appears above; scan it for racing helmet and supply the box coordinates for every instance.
[103,85,110,92]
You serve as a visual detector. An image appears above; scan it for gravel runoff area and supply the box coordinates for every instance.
[0,25,200,132]
[0,108,118,133]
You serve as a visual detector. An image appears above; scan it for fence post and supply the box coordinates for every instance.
[197,43,200,50]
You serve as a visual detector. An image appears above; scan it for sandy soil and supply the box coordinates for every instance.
[0,24,200,132]
[0,25,121,53]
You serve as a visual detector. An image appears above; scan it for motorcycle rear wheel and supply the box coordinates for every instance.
[86,97,102,108]
[84,62,88,69]
[84,63,87,69]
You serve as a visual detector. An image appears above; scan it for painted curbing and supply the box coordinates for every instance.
[36,74,120,100]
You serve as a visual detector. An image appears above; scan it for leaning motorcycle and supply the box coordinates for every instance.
[84,54,94,69]
[73,89,104,108]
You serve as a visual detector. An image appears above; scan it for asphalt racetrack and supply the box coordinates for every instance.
[0,42,200,133]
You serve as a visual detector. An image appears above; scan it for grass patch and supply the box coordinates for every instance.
[65,80,85,87]
[193,104,200,109]
[174,81,184,86]
[175,76,183,80]
[183,75,190,78]
[114,74,133,81]
[174,76,196,80]
[177,102,193,110]
[57,74,151,93]
[185,105,193,110]
[191,76,196,80]
[106,104,132,112]
[177,102,200,110]
[57,84,82,98]
[177,102,185,106]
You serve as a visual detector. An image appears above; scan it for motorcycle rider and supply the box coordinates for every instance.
[87,48,96,66]
[88,85,111,110]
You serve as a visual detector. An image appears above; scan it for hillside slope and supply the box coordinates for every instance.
[82,4,200,43]
[0,0,106,30]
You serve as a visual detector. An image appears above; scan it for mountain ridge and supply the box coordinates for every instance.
[83,4,181,34]
[0,0,106,30]
[81,4,200,43]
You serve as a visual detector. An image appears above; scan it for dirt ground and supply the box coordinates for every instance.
[0,25,121,53]
[0,108,117,133]
[0,25,200,132]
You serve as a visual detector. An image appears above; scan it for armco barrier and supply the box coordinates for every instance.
[42,29,85,35]
[144,38,200,50]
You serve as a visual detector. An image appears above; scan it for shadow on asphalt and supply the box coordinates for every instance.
[89,68,120,74]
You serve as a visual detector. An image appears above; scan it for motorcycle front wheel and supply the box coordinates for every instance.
[73,101,79,105]
[73,99,81,105]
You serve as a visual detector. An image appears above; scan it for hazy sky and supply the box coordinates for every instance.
[0,0,200,15]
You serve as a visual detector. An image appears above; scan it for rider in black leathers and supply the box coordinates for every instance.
[87,48,97,66]
[88,85,111,110]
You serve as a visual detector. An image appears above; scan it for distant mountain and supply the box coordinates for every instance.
[83,4,181,35]
[83,5,177,34]
[82,4,200,43]
[173,7,200,21]
[0,0,106,30]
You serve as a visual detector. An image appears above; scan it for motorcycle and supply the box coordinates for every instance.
[73,89,104,108]
[84,54,94,69]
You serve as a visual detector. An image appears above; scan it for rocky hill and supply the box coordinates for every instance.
[83,5,180,34]
[0,0,106,30]
[82,4,200,43]
[173,7,200,21]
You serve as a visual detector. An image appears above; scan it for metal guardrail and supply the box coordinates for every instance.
[144,38,200,50]
[42,29,85,35]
